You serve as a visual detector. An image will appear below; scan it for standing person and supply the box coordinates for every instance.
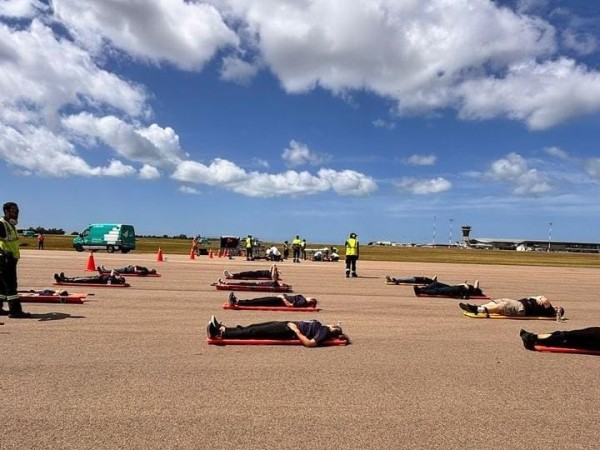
[301,239,307,260]
[37,232,45,250]
[344,232,359,278]
[0,202,31,318]
[283,241,290,260]
[192,236,200,256]
[291,235,302,263]
[245,234,253,261]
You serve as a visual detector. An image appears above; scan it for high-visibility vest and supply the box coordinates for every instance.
[345,237,358,256]
[292,238,301,248]
[0,218,20,259]
[245,237,252,248]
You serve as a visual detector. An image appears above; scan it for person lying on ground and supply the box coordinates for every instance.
[206,316,344,347]
[459,295,564,318]
[98,264,156,276]
[218,278,284,287]
[54,271,126,285]
[20,288,70,296]
[385,275,437,285]
[414,280,483,298]
[223,264,280,280]
[228,292,317,308]
[520,327,600,351]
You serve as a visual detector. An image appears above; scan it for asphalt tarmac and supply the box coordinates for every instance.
[1,250,599,449]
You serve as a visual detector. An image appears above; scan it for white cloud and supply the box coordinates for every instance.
[171,158,376,197]
[0,0,48,18]
[282,140,330,167]
[543,146,569,160]
[61,114,186,167]
[405,154,437,166]
[372,119,396,130]
[139,164,160,180]
[0,123,135,177]
[396,177,451,195]
[562,29,598,56]
[179,186,200,195]
[52,0,239,70]
[220,56,260,85]
[487,152,552,195]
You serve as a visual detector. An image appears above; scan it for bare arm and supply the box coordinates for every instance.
[287,322,317,347]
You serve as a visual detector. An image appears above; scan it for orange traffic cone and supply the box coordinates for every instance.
[156,248,164,262]
[208,249,213,258]
[217,249,222,258]
[224,249,229,258]
[189,248,196,260]
[85,251,96,272]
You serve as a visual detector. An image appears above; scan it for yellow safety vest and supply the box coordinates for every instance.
[246,237,252,248]
[0,218,20,259]
[345,237,358,256]
[292,238,301,248]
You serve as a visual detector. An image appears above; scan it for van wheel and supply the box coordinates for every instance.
[74,244,83,252]
[106,245,115,253]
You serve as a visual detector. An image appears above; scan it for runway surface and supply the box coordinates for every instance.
[1,250,599,450]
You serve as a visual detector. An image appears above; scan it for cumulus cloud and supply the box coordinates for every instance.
[404,154,437,166]
[179,186,200,195]
[0,0,48,18]
[52,0,239,70]
[487,152,552,195]
[543,146,569,159]
[372,119,396,130]
[220,56,260,85]
[171,158,376,197]
[396,177,451,195]
[139,164,160,180]
[282,140,330,167]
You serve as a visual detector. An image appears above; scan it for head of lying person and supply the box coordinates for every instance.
[306,297,318,307]
[325,324,343,338]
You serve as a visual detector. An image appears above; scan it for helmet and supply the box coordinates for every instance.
[349,233,357,238]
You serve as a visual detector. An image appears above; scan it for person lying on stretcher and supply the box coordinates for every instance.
[460,296,564,318]
[385,275,437,284]
[414,280,483,299]
[20,288,70,296]
[207,316,344,347]
[54,271,126,284]
[218,278,283,287]
[228,292,317,308]
[223,264,280,280]
[519,327,600,351]
[98,264,156,276]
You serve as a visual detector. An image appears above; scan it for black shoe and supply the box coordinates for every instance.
[228,292,237,306]
[351,273,358,278]
[9,311,32,319]
[54,273,61,282]
[413,286,421,295]
[520,329,537,350]
[345,271,350,278]
[459,303,478,314]
[60,272,65,280]
[207,317,217,338]
[0,309,9,316]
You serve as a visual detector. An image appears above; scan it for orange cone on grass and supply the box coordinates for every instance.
[189,248,196,260]
[156,248,164,262]
[85,251,96,272]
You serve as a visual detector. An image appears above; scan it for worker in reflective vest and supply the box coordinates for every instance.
[245,235,253,261]
[0,202,31,318]
[291,236,302,263]
[344,232,359,278]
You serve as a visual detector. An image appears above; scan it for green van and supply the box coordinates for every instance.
[73,224,136,253]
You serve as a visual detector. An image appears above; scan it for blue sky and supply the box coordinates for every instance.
[1,0,600,244]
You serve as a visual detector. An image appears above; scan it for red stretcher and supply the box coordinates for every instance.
[532,345,600,355]
[53,282,130,288]
[415,293,490,300]
[207,337,349,346]
[98,270,161,277]
[213,283,292,292]
[19,293,86,304]
[222,303,320,312]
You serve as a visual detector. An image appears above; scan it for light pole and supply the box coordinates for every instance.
[449,218,453,247]
[432,216,436,247]
[548,222,552,252]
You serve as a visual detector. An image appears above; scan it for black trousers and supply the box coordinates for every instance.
[541,327,600,350]
[230,270,270,279]
[345,255,357,274]
[293,247,301,261]
[222,321,296,340]
[0,257,23,312]
[237,297,285,307]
